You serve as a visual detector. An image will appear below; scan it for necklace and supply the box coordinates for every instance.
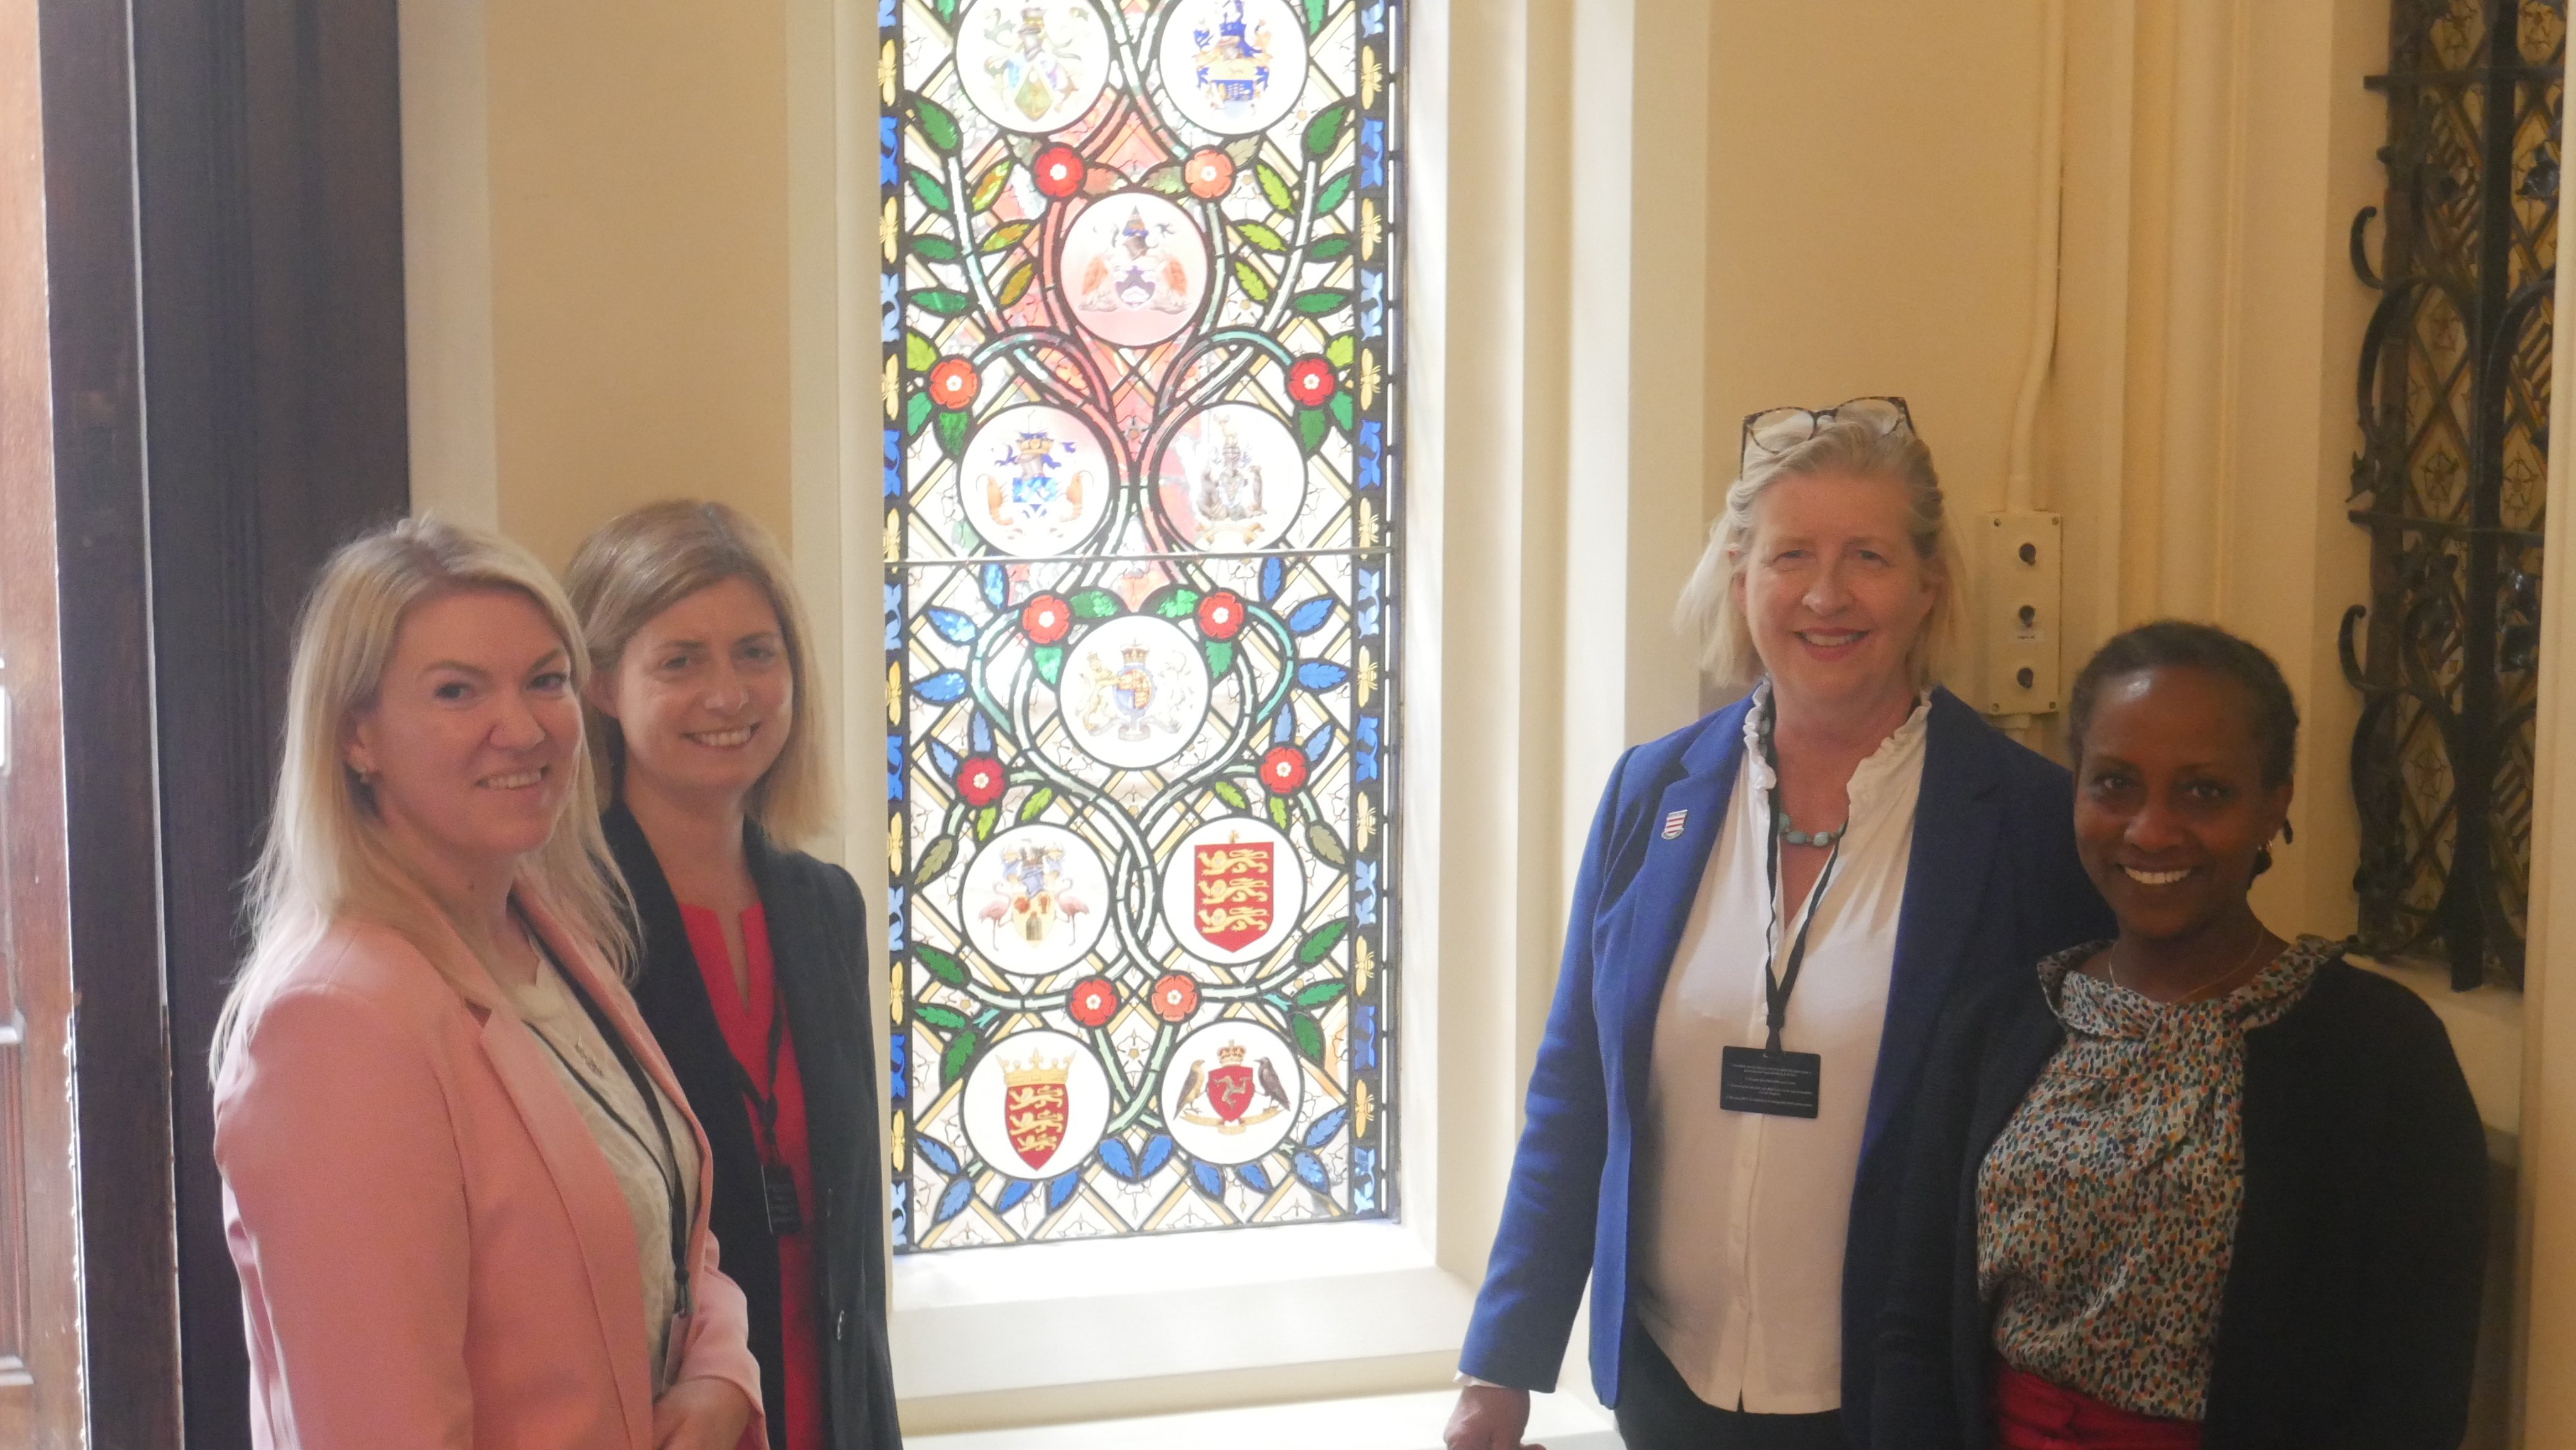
[2109,926,2273,1005]
[1757,701,1852,849]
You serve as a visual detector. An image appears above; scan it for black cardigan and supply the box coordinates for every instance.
[1872,954,2487,1450]
[606,806,903,1450]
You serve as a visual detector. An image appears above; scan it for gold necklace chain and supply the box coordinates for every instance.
[2109,925,2272,1005]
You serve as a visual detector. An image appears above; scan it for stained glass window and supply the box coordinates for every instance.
[880,0,1402,1249]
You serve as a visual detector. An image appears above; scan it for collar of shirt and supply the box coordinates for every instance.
[1740,681,1935,832]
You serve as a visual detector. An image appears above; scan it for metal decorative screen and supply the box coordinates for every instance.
[879,0,1403,1248]
[2345,0,2560,991]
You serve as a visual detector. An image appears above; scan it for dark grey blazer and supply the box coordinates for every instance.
[606,805,902,1450]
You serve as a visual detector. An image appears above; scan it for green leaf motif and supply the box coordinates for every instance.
[980,220,1036,254]
[940,1030,977,1087]
[913,96,963,155]
[916,1003,972,1033]
[1297,918,1351,966]
[1291,288,1352,318]
[1303,103,1352,161]
[974,805,999,842]
[1211,779,1250,810]
[915,834,959,887]
[908,165,953,213]
[1328,391,1355,432]
[1256,162,1297,214]
[904,390,935,440]
[1018,786,1055,823]
[1267,795,1292,832]
[917,942,967,987]
[932,0,958,21]
[914,287,975,317]
[1294,980,1348,1009]
[1326,334,1356,367]
[1311,235,1355,264]
[1291,1014,1326,1062]
[969,165,1010,213]
[1232,257,1273,304]
[1296,406,1329,456]
[1033,644,1065,686]
[1223,135,1264,165]
[995,262,1036,308]
[1069,589,1121,619]
[1153,588,1203,619]
[906,331,940,371]
[1306,820,1347,866]
[913,235,961,263]
[1139,162,1189,197]
[1235,220,1289,253]
[1203,640,1235,678]
[1302,0,1327,34]
[935,408,972,459]
[1314,169,1355,215]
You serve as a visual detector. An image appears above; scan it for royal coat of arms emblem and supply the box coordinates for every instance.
[1077,642,1191,745]
[1191,835,1274,953]
[1175,1042,1291,1135]
[1077,206,1194,319]
[1002,1049,1074,1169]
[979,428,1094,545]
[1188,0,1277,111]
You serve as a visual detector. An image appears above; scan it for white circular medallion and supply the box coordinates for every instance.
[1060,194,1211,348]
[1159,817,1304,966]
[963,1029,1111,1180]
[1155,0,1307,137]
[960,405,1109,556]
[1157,403,1307,549]
[957,825,1113,978]
[1058,615,1212,769]
[955,0,1112,135]
[1159,1018,1302,1164]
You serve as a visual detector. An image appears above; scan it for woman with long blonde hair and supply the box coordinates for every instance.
[213,516,762,1449]
[567,500,898,1450]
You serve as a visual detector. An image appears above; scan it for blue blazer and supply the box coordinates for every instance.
[1457,688,2112,1437]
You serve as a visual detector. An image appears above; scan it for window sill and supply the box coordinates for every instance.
[906,1388,1622,1450]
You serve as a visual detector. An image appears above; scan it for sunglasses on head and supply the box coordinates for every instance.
[1740,395,1914,472]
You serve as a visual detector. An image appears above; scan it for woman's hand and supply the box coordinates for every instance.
[1443,1384,1543,1450]
[652,1376,753,1450]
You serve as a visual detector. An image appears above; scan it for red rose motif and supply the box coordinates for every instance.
[955,754,1006,808]
[1032,145,1085,199]
[1260,744,1309,796]
[1149,973,1200,1023]
[928,357,980,411]
[1287,356,1338,408]
[1195,589,1244,641]
[1067,976,1118,1029]
[1021,593,1071,645]
[1184,148,1235,199]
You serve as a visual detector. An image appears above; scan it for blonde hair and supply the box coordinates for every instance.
[1675,415,1965,689]
[564,500,834,845]
[214,516,633,1078]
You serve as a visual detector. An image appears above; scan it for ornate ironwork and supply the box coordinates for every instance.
[2346,0,2562,989]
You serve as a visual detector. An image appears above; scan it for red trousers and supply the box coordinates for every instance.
[1994,1366,2202,1450]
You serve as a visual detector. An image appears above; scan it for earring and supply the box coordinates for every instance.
[2253,845,2274,878]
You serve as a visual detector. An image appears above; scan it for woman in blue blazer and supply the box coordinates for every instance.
[1445,399,2111,1450]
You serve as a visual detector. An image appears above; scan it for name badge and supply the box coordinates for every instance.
[1719,1045,1821,1118]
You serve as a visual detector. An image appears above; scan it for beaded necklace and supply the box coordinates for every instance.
[1758,698,1850,850]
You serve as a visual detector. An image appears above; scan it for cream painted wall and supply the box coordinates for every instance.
[483,0,794,569]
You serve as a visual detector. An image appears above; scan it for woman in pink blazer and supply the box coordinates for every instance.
[211,517,764,1449]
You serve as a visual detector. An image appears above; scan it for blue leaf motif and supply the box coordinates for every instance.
[1236,1159,1272,1193]
[1356,859,1380,927]
[981,564,1009,609]
[1260,555,1285,602]
[933,1176,975,1225]
[1293,1150,1332,1193]
[1355,1146,1377,1210]
[1139,1134,1176,1177]
[1286,597,1336,635]
[887,885,906,951]
[1189,1159,1224,1200]
[1097,1138,1139,1181]
[889,1030,909,1092]
[1360,118,1385,187]
[1046,1172,1081,1212]
[1302,724,1334,765]
[1272,700,1297,745]
[1357,567,1382,635]
[1302,1107,1349,1148]
[1361,0,1385,36]
[928,739,960,777]
[1352,1005,1378,1070]
[879,116,898,185]
[924,606,979,644]
[1296,661,1350,691]
[1360,269,1385,340]
[880,270,900,342]
[884,427,902,496]
[995,1179,1033,1213]
[883,584,904,649]
[913,670,969,704]
[1357,421,1383,490]
[969,710,993,754]
[1355,714,1382,782]
[914,1134,962,1178]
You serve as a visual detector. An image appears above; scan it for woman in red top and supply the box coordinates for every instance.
[569,501,902,1450]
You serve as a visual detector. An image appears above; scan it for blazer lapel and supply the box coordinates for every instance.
[1611,701,1751,1111]
[1862,689,2004,1159]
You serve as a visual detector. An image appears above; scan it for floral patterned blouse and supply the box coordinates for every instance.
[1975,933,2337,1420]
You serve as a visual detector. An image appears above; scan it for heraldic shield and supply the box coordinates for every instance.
[1192,837,1273,954]
[1002,1050,1074,1170]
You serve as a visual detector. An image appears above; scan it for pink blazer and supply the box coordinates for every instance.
[214,888,765,1449]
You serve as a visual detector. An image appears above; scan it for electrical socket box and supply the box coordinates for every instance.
[1979,511,2062,717]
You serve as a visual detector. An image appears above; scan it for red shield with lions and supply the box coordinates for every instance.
[1192,840,1274,952]
[1205,1063,1257,1124]
[1004,1078,1070,1169]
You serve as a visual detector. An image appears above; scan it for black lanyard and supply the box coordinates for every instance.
[721,958,804,1236]
[1760,821,1841,1054]
[527,932,693,1319]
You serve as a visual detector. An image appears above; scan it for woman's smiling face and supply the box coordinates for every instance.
[2073,666,2294,943]
[1732,466,1940,715]
[594,575,795,813]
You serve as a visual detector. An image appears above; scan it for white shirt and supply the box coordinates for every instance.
[1627,687,1928,1412]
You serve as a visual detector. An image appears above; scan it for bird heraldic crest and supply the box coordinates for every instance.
[1177,1042,1290,1134]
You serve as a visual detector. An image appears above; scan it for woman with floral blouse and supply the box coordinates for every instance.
[1873,621,2488,1450]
